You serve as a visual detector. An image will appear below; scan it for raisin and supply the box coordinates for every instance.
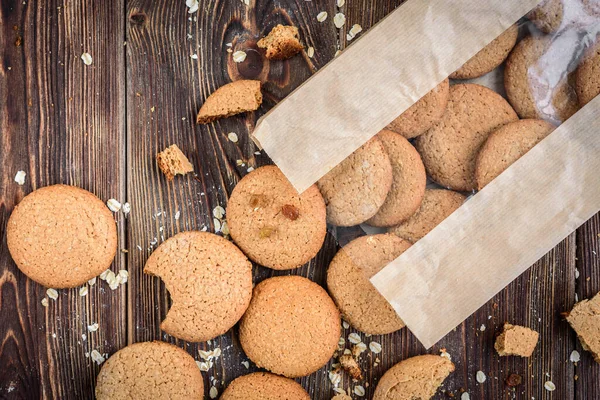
[505,373,522,387]
[259,226,275,238]
[281,204,299,220]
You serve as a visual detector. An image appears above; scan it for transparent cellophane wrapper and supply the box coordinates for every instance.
[253,0,600,347]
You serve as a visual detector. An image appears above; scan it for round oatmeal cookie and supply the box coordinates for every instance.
[327,234,410,334]
[575,39,600,106]
[239,275,340,377]
[389,189,466,243]
[373,355,455,400]
[504,35,580,123]
[317,137,393,226]
[95,341,203,399]
[144,231,252,342]
[366,130,427,227]
[385,78,450,139]
[220,372,310,400]
[476,119,555,189]
[7,184,117,288]
[227,166,327,270]
[450,25,519,80]
[415,84,518,191]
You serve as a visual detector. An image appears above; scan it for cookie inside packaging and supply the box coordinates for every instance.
[252,0,600,347]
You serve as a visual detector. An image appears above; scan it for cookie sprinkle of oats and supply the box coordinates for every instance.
[227,132,239,143]
[544,381,556,391]
[232,50,247,63]
[461,393,471,400]
[213,206,226,219]
[307,46,314,58]
[88,323,100,332]
[369,341,382,354]
[333,13,346,28]
[81,52,93,65]
[186,0,199,13]
[347,24,362,41]
[41,298,48,307]
[241,361,250,369]
[354,385,366,397]
[348,332,361,344]
[79,286,88,297]
[47,288,58,301]
[337,0,345,7]
[106,199,122,212]
[122,202,131,216]
[209,386,218,399]
[570,350,581,363]
[476,370,486,383]
[88,277,97,286]
[14,171,26,185]
[316,11,328,22]
[90,349,105,365]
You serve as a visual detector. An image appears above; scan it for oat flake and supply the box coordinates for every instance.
[333,13,346,28]
[348,332,361,344]
[232,50,247,63]
[88,277,97,286]
[246,167,254,173]
[107,199,122,212]
[544,381,556,391]
[227,132,239,143]
[175,210,181,220]
[214,218,222,233]
[307,46,314,58]
[14,171,26,185]
[196,360,212,371]
[213,206,226,219]
[476,371,486,383]
[41,298,48,307]
[90,349,105,365]
[122,202,131,216]
[88,323,99,332]
[316,11,328,22]
[354,385,365,397]
[186,0,199,13]
[337,0,345,7]
[79,286,88,297]
[461,393,470,400]
[221,221,230,236]
[81,52,93,65]
[190,54,198,59]
[570,350,581,363]
[369,341,382,354]
[209,387,218,399]
[47,288,58,300]
[342,320,350,329]
[241,361,250,369]
[328,370,341,386]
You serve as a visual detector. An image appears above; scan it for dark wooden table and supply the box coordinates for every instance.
[1,0,599,399]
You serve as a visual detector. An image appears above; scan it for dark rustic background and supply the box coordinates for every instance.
[0,0,598,399]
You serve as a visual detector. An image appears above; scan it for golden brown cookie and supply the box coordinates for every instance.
[239,275,340,377]
[157,144,194,181]
[227,166,327,270]
[450,25,519,79]
[575,39,600,106]
[144,231,252,342]
[95,341,204,399]
[385,79,450,139]
[567,291,600,363]
[388,189,465,243]
[197,80,262,124]
[494,323,539,357]
[476,119,555,189]
[7,185,117,288]
[415,84,518,191]
[366,130,427,227]
[327,234,410,334]
[332,395,352,400]
[258,25,304,60]
[317,137,393,226]
[372,355,455,400]
[504,35,580,123]
[527,0,565,33]
[220,372,310,400]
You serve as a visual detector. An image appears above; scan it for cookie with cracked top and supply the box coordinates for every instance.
[220,372,310,400]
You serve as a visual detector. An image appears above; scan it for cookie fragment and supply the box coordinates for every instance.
[197,80,262,124]
[575,39,600,106]
[339,354,363,380]
[220,372,310,399]
[527,0,564,33]
[566,291,600,363]
[257,25,304,60]
[156,144,194,181]
[494,323,539,357]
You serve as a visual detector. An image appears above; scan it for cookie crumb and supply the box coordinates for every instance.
[505,373,522,387]
[241,360,250,369]
[156,144,194,181]
[307,46,314,58]
[495,323,539,357]
[196,80,262,124]
[257,25,303,60]
[340,354,363,380]
[352,342,367,357]
[14,171,26,185]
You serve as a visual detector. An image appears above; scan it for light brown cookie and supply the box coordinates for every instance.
[389,189,465,243]
[7,185,117,288]
[450,25,519,80]
[95,341,204,399]
[327,234,410,334]
[476,119,555,189]
[317,137,393,226]
[372,355,455,400]
[567,291,600,363]
[575,39,600,106]
[157,144,194,181]
[220,372,310,400]
[239,275,340,377]
[494,323,539,357]
[257,25,304,60]
[366,130,427,227]
[385,79,450,139]
[527,0,565,33]
[332,395,352,400]
[144,231,252,342]
[504,35,580,123]
[227,165,327,270]
[197,80,262,124]
[415,84,519,191]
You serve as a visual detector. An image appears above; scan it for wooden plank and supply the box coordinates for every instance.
[0,1,126,398]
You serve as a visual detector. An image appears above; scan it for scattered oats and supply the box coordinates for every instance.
[137,245,143,251]
[570,350,581,363]
[214,218,222,233]
[226,42,233,47]
[199,348,222,361]
[41,298,48,307]
[328,370,342,386]
[243,0,249,5]
[354,385,366,397]
[82,334,87,341]
[213,206,226,219]
[247,167,254,172]
[186,0,199,13]
[440,349,452,361]
[480,324,486,332]
[353,342,367,357]
[118,270,129,283]
[335,50,342,57]
[369,341,382,354]
[91,349,105,365]
[221,221,230,236]
[254,151,261,155]
[227,132,239,143]
[79,286,88,297]
[196,360,212,371]
[232,50,247,63]
[190,54,198,59]
[333,13,346,28]
[575,268,580,279]
[175,210,181,220]
[85,352,90,358]
[338,337,346,347]
[209,387,218,399]
[544,381,556,391]
[342,320,350,329]
[348,332,361,344]
[461,393,470,400]
[307,46,314,58]
[317,11,328,22]
[476,370,486,383]
[337,0,345,6]
[88,277,97,286]
[106,199,122,212]
[14,171,26,185]
[333,387,346,394]
[347,24,362,40]
[52,333,57,338]
[81,52,93,65]
[343,349,352,355]
[122,202,131,216]
[241,361,250,369]
[47,288,58,301]
[236,159,245,166]
[88,323,100,332]
[150,106,155,112]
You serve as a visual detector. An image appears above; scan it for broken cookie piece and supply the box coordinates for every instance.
[156,144,194,181]
[257,24,304,60]
[495,323,539,357]
[339,354,363,380]
[567,291,600,363]
[196,80,262,124]
[331,395,352,400]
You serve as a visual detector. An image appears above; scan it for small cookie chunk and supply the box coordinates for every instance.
[220,372,310,400]
[96,341,204,399]
[494,323,539,357]
[389,189,465,243]
[156,144,194,180]
[7,185,117,288]
[239,275,340,377]
[385,79,450,139]
[227,165,327,270]
[450,25,519,79]
[567,291,600,363]
[575,39,600,106]
[366,130,427,227]
[332,395,352,400]
[505,35,579,123]
[415,84,518,191]
[373,355,455,400]
[527,0,565,33]
[339,354,363,380]
[476,119,555,189]
[327,234,410,334]
[197,80,262,124]
[257,24,304,60]
[144,231,252,342]
[317,137,393,226]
